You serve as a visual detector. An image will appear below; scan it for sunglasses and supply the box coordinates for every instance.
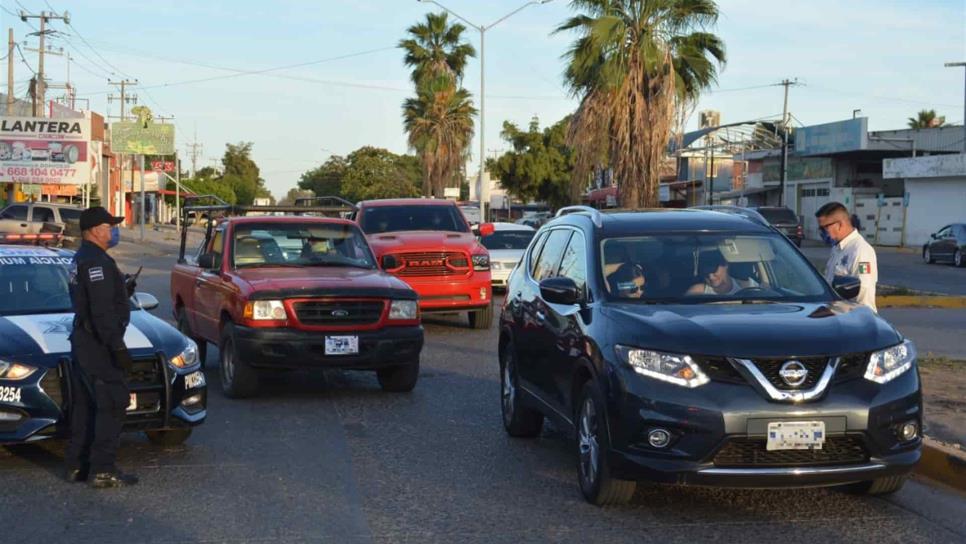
[819,219,841,232]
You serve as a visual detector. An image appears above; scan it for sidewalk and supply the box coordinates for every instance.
[118,224,202,256]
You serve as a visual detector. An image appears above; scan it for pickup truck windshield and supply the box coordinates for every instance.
[232,223,376,269]
[360,205,469,234]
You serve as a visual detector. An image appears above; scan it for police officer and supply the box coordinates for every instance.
[815,201,878,311]
[64,207,139,488]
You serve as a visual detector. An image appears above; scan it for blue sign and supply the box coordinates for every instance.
[795,118,868,156]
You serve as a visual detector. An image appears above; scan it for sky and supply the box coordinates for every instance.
[2,0,964,199]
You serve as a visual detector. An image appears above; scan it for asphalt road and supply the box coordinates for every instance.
[1,242,965,544]
[800,244,966,295]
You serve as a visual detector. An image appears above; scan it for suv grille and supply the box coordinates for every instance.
[713,436,868,467]
[694,357,744,384]
[392,252,469,277]
[749,357,827,390]
[834,353,869,383]
[294,300,385,326]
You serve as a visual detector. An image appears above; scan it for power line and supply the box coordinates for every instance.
[14,44,36,75]
[804,84,961,109]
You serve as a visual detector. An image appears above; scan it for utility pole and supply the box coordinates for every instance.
[945,62,966,153]
[778,78,799,207]
[186,129,203,178]
[19,9,70,117]
[6,28,13,115]
[108,80,137,228]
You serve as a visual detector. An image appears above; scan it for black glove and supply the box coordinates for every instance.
[124,274,137,298]
[113,348,134,374]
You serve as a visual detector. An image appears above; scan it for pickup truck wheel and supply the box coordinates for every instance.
[376,359,419,392]
[144,428,192,446]
[177,308,207,364]
[219,323,259,398]
[468,304,493,330]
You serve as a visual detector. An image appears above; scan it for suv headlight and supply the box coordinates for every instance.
[472,254,490,271]
[865,340,916,384]
[0,360,37,381]
[170,340,200,369]
[243,300,286,321]
[615,346,709,388]
[388,300,418,321]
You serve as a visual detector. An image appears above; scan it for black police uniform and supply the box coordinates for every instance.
[64,239,133,477]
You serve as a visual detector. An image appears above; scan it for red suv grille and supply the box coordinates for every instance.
[392,252,469,277]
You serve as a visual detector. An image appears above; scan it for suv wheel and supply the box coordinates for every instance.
[144,428,192,446]
[576,382,636,506]
[177,307,207,365]
[955,249,964,268]
[219,323,259,398]
[845,475,907,496]
[923,247,934,264]
[500,340,543,437]
[377,359,420,392]
[468,304,493,329]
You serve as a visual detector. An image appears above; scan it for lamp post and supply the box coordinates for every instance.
[944,62,966,153]
[417,0,553,221]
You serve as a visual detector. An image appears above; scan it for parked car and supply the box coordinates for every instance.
[750,206,805,247]
[0,244,206,446]
[479,222,536,289]
[922,223,966,267]
[353,198,495,329]
[171,214,423,397]
[499,206,921,505]
[0,202,83,247]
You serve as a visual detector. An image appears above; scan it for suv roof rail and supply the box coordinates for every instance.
[555,205,603,227]
[690,205,770,228]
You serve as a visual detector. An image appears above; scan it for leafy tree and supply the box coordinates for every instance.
[298,155,348,197]
[907,109,945,129]
[487,116,576,208]
[221,142,266,205]
[557,0,726,207]
[339,147,422,201]
[399,12,476,84]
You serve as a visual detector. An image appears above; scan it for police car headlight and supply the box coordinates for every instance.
[388,300,418,321]
[170,341,200,369]
[243,300,287,321]
[614,346,709,388]
[865,340,916,384]
[0,360,37,381]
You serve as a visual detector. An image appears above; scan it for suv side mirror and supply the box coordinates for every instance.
[381,254,401,270]
[198,252,221,271]
[931,233,938,240]
[832,275,861,300]
[540,277,582,306]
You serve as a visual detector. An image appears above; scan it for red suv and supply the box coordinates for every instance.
[354,199,494,329]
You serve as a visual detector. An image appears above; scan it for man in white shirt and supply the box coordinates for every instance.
[816,202,878,311]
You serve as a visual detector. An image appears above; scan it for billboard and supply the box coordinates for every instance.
[110,121,175,155]
[0,116,93,185]
[795,118,868,156]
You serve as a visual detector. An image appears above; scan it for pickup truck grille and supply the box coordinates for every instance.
[392,251,469,277]
[294,300,385,326]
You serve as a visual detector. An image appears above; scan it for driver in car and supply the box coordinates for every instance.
[609,263,647,299]
[686,249,757,296]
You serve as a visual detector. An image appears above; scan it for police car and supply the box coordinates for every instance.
[0,245,206,446]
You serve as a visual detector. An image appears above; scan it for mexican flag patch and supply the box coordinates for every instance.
[857,262,872,274]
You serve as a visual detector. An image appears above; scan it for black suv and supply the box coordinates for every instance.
[750,206,803,246]
[498,207,921,505]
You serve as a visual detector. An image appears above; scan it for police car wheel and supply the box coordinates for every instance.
[145,428,192,446]
[219,323,259,398]
[177,307,207,364]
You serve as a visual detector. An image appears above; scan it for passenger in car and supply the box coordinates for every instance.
[686,249,757,296]
[609,263,646,299]
[603,243,632,291]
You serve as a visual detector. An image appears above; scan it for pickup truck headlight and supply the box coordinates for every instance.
[0,360,37,381]
[865,340,916,384]
[170,340,200,369]
[243,300,286,321]
[472,254,490,271]
[389,300,419,321]
[614,346,709,388]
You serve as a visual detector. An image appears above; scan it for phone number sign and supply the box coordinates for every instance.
[4,165,79,184]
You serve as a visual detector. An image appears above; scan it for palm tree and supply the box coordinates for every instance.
[557,0,726,207]
[907,109,945,129]
[399,12,476,84]
[403,74,477,197]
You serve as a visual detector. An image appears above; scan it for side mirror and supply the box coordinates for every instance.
[381,254,401,270]
[931,233,937,240]
[132,292,159,311]
[198,252,221,271]
[478,223,495,237]
[832,275,861,301]
[540,277,582,306]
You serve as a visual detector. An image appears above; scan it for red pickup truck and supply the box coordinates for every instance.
[170,214,423,398]
[353,199,494,329]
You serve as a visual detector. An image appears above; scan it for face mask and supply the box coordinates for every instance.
[108,226,120,248]
[820,229,834,246]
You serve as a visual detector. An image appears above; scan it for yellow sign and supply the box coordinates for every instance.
[110,122,175,155]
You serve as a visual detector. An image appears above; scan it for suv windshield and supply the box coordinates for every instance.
[232,223,375,269]
[601,233,829,303]
[361,205,468,234]
[756,208,798,225]
[481,230,535,250]
[0,253,74,315]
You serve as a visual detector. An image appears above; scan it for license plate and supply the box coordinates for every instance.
[325,336,359,355]
[766,421,825,451]
[184,371,206,389]
[0,386,21,403]
[126,393,137,412]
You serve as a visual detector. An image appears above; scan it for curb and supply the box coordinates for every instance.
[916,437,966,492]
[877,295,966,309]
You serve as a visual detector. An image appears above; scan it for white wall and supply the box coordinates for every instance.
[904,177,966,247]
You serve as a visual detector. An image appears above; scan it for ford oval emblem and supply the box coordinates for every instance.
[779,360,808,388]
[331,309,350,317]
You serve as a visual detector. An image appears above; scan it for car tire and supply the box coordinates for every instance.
[219,323,259,398]
[500,340,543,437]
[468,304,493,330]
[144,428,192,446]
[845,475,907,496]
[376,359,420,392]
[177,307,207,365]
[923,247,934,264]
[576,382,636,506]
[955,249,964,268]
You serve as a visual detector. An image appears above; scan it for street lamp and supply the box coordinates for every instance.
[417,0,553,221]
[944,62,966,153]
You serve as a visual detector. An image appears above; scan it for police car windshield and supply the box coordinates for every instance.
[0,252,73,315]
[232,223,376,269]
[600,233,831,303]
